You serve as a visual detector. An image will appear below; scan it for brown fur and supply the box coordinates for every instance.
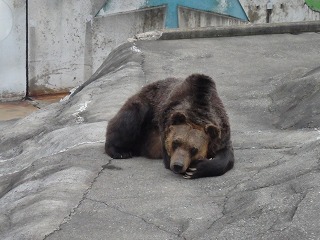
[165,124,209,172]
[105,74,234,179]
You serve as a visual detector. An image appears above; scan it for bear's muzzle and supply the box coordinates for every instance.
[170,148,190,174]
[172,162,184,174]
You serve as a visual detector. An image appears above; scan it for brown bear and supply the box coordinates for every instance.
[105,74,234,179]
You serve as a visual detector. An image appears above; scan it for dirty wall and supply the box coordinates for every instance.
[240,0,320,23]
[27,0,105,97]
[0,0,26,101]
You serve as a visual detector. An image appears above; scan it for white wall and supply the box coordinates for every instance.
[0,0,105,100]
[27,0,100,96]
[0,0,26,101]
[92,6,165,72]
[178,6,246,29]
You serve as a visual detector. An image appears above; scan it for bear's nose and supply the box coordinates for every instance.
[172,162,184,174]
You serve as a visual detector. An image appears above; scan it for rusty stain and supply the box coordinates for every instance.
[28,72,71,97]
[0,94,67,121]
[0,101,37,121]
[28,85,70,98]
[32,93,68,102]
[28,65,75,96]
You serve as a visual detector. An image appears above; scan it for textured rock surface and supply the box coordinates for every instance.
[1,33,320,240]
[269,67,320,129]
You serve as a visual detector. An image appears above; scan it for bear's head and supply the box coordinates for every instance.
[164,112,221,174]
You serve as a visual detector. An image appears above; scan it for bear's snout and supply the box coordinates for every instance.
[170,148,190,174]
[172,162,184,174]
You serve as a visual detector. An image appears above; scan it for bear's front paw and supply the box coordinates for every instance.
[111,152,133,159]
[183,158,213,179]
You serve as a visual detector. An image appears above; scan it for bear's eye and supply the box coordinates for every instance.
[172,140,181,150]
[190,147,198,156]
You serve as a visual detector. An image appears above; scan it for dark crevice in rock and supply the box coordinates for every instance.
[85,197,186,239]
[42,160,111,240]
[288,191,308,222]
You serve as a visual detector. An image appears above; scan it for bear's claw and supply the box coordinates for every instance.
[183,167,197,179]
[112,152,132,159]
[183,159,214,179]
[188,167,197,171]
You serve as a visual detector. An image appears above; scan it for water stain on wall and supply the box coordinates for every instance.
[247,5,260,22]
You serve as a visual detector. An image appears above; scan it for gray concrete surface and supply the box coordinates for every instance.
[1,32,320,240]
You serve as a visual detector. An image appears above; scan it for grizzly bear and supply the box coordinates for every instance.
[105,74,234,179]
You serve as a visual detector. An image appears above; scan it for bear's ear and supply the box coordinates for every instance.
[205,124,221,139]
[170,112,187,125]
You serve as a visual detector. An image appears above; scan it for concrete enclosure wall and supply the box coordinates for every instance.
[27,0,105,96]
[92,6,165,72]
[178,6,246,29]
[1,0,320,101]
[97,0,249,28]
[0,0,26,101]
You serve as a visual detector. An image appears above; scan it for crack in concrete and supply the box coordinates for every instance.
[199,186,240,239]
[197,164,319,239]
[2,212,12,233]
[85,197,185,239]
[42,160,112,240]
[256,188,308,238]
[245,168,319,193]
[228,154,319,195]
[288,191,308,222]
[177,220,189,240]
[206,173,259,231]
[245,155,286,179]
